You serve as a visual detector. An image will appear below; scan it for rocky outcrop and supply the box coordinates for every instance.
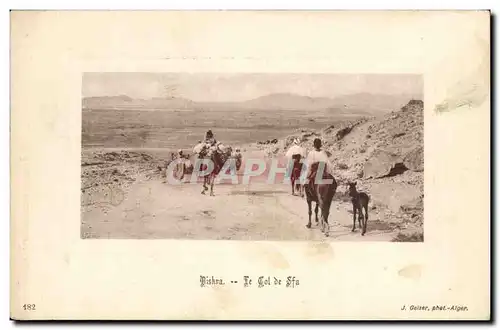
[363,149,403,179]
[274,99,424,241]
[403,146,424,172]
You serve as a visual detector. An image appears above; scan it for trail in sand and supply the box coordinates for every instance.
[81,149,399,241]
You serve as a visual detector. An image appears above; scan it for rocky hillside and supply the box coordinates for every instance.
[259,99,424,241]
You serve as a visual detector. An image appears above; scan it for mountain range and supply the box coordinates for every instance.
[82,92,422,114]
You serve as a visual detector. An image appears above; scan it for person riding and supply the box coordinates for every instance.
[204,130,217,147]
[204,129,228,156]
[290,138,302,161]
[231,147,242,161]
[305,138,334,182]
[232,147,242,171]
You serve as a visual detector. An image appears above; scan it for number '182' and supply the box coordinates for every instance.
[23,304,35,311]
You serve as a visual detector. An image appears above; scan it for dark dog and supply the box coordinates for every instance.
[348,182,370,236]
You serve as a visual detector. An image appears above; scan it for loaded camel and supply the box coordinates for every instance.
[196,143,232,196]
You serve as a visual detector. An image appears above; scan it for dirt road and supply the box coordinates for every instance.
[81,168,399,241]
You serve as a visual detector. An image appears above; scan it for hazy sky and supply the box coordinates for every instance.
[83,73,423,102]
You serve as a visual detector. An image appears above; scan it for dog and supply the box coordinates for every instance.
[347,182,370,236]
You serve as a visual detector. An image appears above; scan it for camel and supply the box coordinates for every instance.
[304,162,337,237]
[290,154,304,197]
[197,144,232,196]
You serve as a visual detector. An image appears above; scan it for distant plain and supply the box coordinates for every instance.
[82,108,364,156]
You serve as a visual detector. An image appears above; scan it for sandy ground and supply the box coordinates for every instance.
[81,100,424,241]
[81,148,405,241]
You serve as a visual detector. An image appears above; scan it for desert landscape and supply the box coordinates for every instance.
[81,73,423,241]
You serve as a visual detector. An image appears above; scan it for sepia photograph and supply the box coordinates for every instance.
[81,73,424,241]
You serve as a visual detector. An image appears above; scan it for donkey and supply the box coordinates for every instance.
[348,182,370,236]
[304,162,337,237]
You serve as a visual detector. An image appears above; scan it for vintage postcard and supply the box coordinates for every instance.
[10,11,490,320]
